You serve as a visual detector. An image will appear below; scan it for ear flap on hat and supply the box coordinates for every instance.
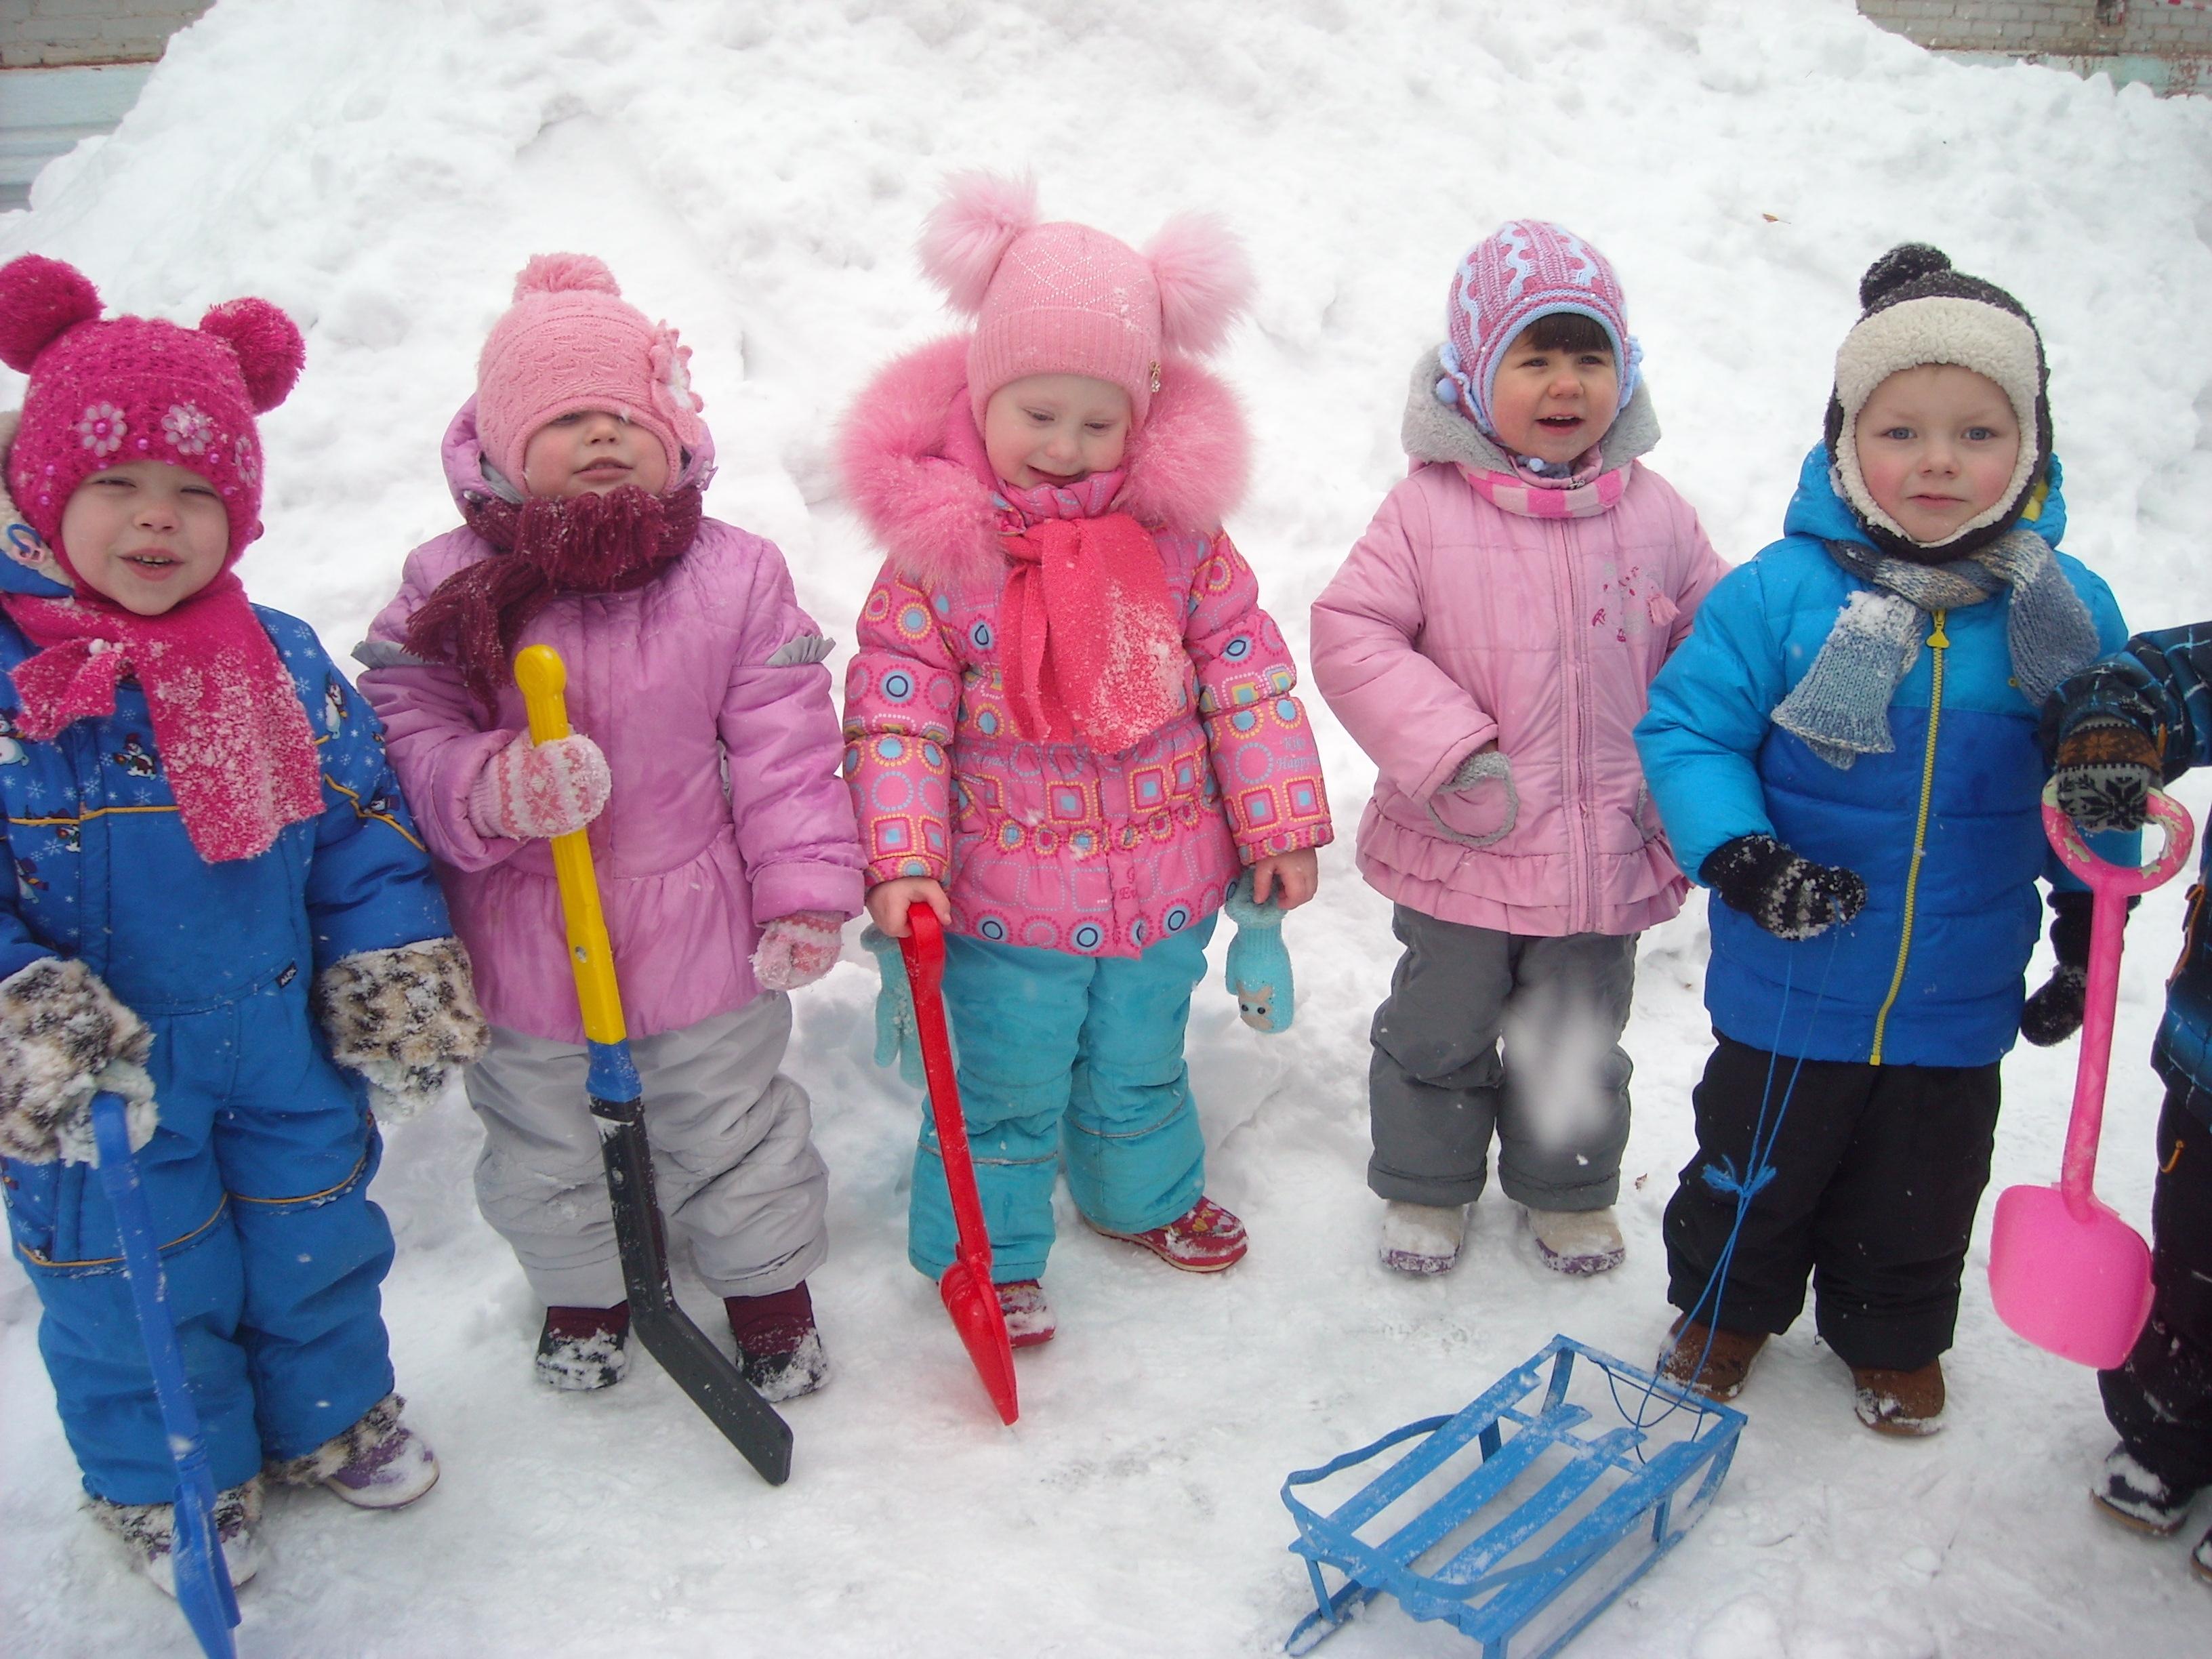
[1145,212,1250,358]
[0,255,102,374]
[199,298,305,413]
[918,171,1038,315]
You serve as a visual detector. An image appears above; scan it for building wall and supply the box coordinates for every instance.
[0,0,213,68]
[1858,1,2212,57]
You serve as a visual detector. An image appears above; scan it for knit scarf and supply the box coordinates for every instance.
[404,483,702,708]
[0,573,323,862]
[1772,528,2101,769]
[1455,449,1626,520]
[995,472,1185,755]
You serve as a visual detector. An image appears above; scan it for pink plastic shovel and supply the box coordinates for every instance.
[1988,783,2194,1368]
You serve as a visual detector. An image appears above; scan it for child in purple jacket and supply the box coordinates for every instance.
[359,256,865,1401]
[840,176,1333,1345]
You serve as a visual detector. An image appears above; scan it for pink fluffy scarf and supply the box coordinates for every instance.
[1,573,322,862]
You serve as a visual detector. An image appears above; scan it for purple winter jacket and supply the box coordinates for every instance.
[356,401,865,1043]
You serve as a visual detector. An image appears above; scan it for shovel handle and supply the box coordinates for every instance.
[514,645,626,1046]
[898,906,996,1278]
[2042,782,2194,897]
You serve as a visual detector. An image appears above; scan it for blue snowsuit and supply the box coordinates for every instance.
[0,601,451,1504]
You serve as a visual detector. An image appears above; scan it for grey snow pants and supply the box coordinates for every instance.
[1368,906,1636,1212]
[466,994,827,1309]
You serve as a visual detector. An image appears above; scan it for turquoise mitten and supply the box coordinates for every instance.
[860,925,926,1087]
[1223,872,1295,1034]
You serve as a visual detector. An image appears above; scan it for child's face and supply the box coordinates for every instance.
[1851,365,2021,546]
[520,408,672,499]
[982,375,1132,491]
[58,459,230,616]
[1486,325,1618,467]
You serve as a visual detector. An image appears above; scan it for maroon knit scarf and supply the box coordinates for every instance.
[404,483,702,707]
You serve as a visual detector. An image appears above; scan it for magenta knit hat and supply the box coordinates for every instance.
[0,254,303,572]
[474,253,707,491]
[1436,220,1641,437]
[918,173,1252,428]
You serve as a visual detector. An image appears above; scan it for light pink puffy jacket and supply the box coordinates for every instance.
[1311,355,1727,938]
[356,402,865,1043]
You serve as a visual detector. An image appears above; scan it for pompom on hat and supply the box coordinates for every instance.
[474,253,706,493]
[1435,220,1640,438]
[1824,243,2051,556]
[0,253,303,575]
[918,171,1252,428]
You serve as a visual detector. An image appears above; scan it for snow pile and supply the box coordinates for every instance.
[5,1,2212,1653]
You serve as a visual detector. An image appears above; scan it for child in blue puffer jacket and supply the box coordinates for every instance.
[1635,245,2129,1436]
[0,258,486,1594]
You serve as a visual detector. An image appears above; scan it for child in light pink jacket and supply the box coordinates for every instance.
[1311,221,1725,1278]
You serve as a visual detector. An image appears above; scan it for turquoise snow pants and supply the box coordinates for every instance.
[908,918,1216,1283]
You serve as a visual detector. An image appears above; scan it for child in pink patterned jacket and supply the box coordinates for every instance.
[840,176,1333,1345]
[1312,221,1725,1281]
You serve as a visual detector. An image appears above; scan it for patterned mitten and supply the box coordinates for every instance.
[2022,890,2095,1047]
[0,957,158,1165]
[752,912,844,992]
[859,926,926,1088]
[1223,871,1296,1033]
[468,731,611,840]
[2052,717,2160,834]
[1701,834,1866,941]
[314,938,490,1121]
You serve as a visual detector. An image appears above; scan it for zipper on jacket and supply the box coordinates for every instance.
[1870,611,1947,1065]
[1555,519,1591,932]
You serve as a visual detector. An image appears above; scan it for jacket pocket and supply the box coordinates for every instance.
[1425,762,1519,850]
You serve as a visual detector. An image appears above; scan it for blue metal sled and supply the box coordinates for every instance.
[1280,1335,1744,1658]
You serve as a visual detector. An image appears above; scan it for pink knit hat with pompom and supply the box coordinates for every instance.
[919,173,1252,428]
[474,253,707,491]
[0,253,304,573]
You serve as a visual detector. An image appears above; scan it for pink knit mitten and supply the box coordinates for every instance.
[752,912,844,992]
[468,731,611,840]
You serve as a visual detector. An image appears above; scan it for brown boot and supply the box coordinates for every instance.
[1657,1316,1767,1401]
[1851,1359,1945,1437]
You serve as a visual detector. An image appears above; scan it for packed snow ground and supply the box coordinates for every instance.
[4,1,2212,1653]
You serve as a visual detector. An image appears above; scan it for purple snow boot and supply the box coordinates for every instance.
[266,1393,440,1511]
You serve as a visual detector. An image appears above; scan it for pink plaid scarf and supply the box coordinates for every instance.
[1456,449,1627,520]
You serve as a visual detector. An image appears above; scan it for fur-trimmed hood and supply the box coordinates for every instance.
[838,335,1250,592]
[1399,346,1660,476]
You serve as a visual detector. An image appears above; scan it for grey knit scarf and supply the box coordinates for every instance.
[1771,529,2100,769]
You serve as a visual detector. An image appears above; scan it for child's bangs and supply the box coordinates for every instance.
[1521,312,1613,357]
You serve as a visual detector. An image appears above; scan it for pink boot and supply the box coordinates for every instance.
[1091,1195,1248,1273]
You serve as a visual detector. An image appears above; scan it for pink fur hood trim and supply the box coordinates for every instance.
[836,335,1250,592]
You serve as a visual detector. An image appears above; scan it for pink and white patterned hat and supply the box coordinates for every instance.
[1437,220,1639,436]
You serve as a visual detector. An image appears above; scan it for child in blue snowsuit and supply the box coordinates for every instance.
[2047,632,2212,1584]
[0,258,486,1593]
[1635,245,2130,1435]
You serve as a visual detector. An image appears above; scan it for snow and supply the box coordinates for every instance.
[4,0,2212,1652]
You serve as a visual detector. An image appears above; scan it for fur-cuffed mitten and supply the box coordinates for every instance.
[468,729,611,840]
[860,925,926,1087]
[751,912,843,993]
[312,938,489,1121]
[0,956,159,1164]
[1700,834,1866,941]
[1223,871,1294,1033]
[2053,717,2161,834]
[2022,889,2101,1047]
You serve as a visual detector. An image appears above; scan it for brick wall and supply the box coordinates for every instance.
[0,0,214,68]
[1858,1,2212,56]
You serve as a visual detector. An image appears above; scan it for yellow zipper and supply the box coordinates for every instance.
[1870,610,1947,1065]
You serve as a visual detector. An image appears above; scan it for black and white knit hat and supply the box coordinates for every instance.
[1823,243,2050,556]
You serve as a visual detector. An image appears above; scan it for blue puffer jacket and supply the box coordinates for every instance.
[1636,447,2130,1067]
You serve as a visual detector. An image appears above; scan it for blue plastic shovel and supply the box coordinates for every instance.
[89,1089,239,1658]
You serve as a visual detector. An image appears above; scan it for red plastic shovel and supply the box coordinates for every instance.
[1988,783,2194,1368]
[899,904,1019,1425]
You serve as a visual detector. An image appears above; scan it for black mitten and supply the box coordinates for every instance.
[2021,889,2127,1047]
[1700,834,1867,941]
[2051,718,2160,834]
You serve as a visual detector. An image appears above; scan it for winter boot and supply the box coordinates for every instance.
[90,1475,264,1597]
[2193,1523,2211,1586]
[536,1303,631,1391]
[1525,1206,1626,1276]
[1379,1200,1468,1275]
[2091,1444,2198,1535]
[726,1281,830,1403]
[1851,1359,1946,1437]
[268,1393,441,1509]
[1091,1195,1248,1272]
[1657,1316,1767,1402]
[996,1279,1056,1347]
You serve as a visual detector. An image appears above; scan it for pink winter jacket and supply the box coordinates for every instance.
[840,337,1332,958]
[1311,354,1727,937]
[356,401,865,1043]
